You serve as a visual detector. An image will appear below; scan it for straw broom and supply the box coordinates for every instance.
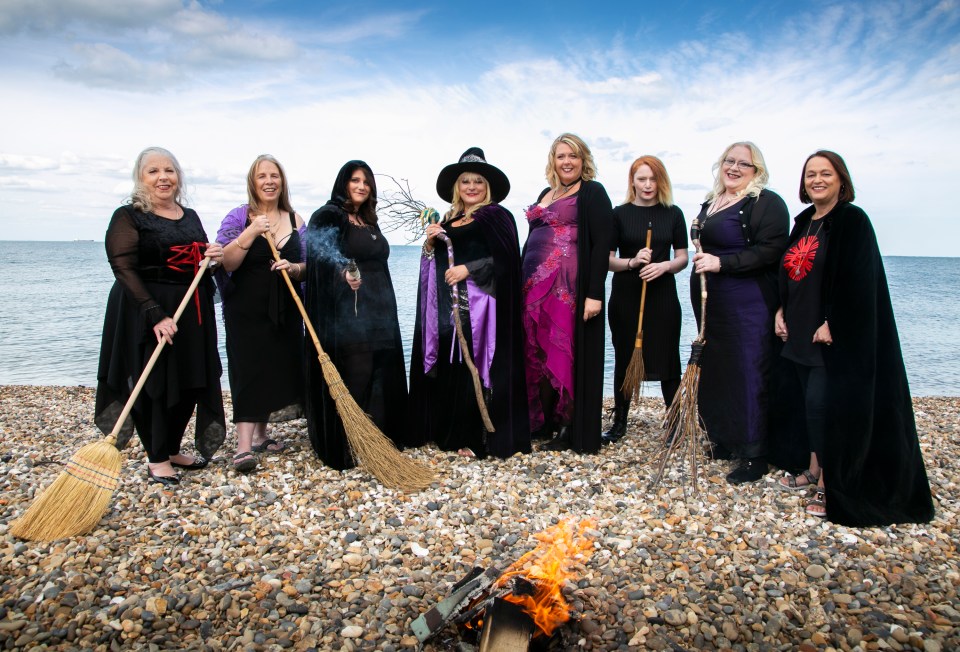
[265,233,434,492]
[649,218,710,493]
[11,257,212,541]
[620,224,653,401]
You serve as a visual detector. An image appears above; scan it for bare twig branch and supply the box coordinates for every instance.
[376,174,431,242]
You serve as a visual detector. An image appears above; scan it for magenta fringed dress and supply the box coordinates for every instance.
[521,196,579,430]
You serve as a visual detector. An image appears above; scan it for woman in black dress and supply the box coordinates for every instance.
[690,142,789,484]
[770,150,933,525]
[217,155,305,473]
[408,148,531,459]
[604,155,688,444]
[304,161,407,470]
[95,147,225,486]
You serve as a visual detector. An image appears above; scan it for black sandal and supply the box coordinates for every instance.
[232,451,258,473]
[779,469,820,490]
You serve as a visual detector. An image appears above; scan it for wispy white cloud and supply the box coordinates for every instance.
[1,0,957,255]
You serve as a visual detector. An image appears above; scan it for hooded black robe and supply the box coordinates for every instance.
[303,161,407,470]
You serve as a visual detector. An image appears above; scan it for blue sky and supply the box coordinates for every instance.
[1,0,958,255]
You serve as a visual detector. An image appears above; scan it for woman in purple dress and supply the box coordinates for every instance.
[408,148,530,459]
[690,142,789,484]
[217,155,305,474]
[522,133,612,453]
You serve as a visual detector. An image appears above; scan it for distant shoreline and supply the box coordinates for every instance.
[1,240,958,259]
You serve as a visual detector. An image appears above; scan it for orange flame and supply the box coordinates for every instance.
[495,519,596,637]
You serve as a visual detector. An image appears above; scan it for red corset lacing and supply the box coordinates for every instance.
[166,242,208,324]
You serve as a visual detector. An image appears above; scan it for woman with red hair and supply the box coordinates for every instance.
[604,156,688,444]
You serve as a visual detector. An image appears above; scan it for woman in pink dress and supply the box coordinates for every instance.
[521,133,613,452]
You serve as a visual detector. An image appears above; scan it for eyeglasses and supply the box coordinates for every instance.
[722,158,756,171]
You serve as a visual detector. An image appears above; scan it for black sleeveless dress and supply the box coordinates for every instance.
[220,212,304,422]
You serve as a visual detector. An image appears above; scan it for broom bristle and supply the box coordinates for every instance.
[322,358,435,491]
[649,365,708,494]
[620,346,646,402]
[10,439,121,541]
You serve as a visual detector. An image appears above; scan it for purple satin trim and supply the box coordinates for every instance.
[421,254,440,374]
[466,280,495,388]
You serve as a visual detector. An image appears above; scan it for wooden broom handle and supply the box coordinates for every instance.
[108,255,212,441]
[263,232,326,362]
[634,225,653,345]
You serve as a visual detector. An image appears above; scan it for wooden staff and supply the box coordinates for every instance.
[265,232,434,491]
[435,230,496,433]
[620,223,653,401]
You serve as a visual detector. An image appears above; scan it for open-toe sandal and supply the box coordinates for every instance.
[232,451,258,473]
[251,438,285,453]
[779,469,819,490]
[805,489,827,517]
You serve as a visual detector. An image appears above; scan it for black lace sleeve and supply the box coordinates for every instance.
[105,206,166,325]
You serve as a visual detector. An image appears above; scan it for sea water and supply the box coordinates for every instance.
[0,241,957,396]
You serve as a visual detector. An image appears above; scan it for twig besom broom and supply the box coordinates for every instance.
[422,208,495,432]
[265,233,434,492]
[649,218,710,493]
[11,258,213,541]
[620,224,653,401]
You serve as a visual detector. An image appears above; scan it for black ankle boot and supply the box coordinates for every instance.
[530,421,556,441]
[726,457,768,484]
[601,405,629,445]
[543,425,571,451]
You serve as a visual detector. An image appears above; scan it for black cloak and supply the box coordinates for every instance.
[408,203,531,458]
[768,202,934,526]
[303,161,408,470]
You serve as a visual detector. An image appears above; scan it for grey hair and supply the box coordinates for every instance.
[129,147,187,212]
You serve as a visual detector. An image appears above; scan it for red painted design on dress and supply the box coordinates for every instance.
[783,236,819,281]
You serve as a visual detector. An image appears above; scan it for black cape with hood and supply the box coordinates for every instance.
[303,161,407,470]
[768,202,933,526]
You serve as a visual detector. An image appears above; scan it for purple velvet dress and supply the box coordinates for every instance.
[692,200,775,459]
[522,196,579,431]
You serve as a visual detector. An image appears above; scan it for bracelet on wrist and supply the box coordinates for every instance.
[235,238,250,251]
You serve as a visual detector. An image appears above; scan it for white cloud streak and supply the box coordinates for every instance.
[0,0,957,256]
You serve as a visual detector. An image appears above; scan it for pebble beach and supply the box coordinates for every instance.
[1,385,957,651]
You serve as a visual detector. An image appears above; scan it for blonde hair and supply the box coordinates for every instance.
[445,172,492,220]
[545,133,597,188]
[129,147,186,212]
[706,141,769,201]
[624,155,673,207]
[247,154,294,216]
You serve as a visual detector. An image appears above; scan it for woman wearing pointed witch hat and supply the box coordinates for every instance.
[408,148,531,459]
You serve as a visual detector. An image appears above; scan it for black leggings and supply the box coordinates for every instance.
[793,362,828,463]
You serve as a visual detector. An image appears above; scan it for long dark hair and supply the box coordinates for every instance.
[799,150,855,204]
[330,160,378,224]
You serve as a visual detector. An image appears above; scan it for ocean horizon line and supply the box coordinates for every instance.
[2,239,958,260]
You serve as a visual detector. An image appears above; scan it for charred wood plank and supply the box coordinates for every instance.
[411,566,502,644]
[479,597,532,652]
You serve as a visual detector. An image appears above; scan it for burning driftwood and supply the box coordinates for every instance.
[412,519,596,650]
